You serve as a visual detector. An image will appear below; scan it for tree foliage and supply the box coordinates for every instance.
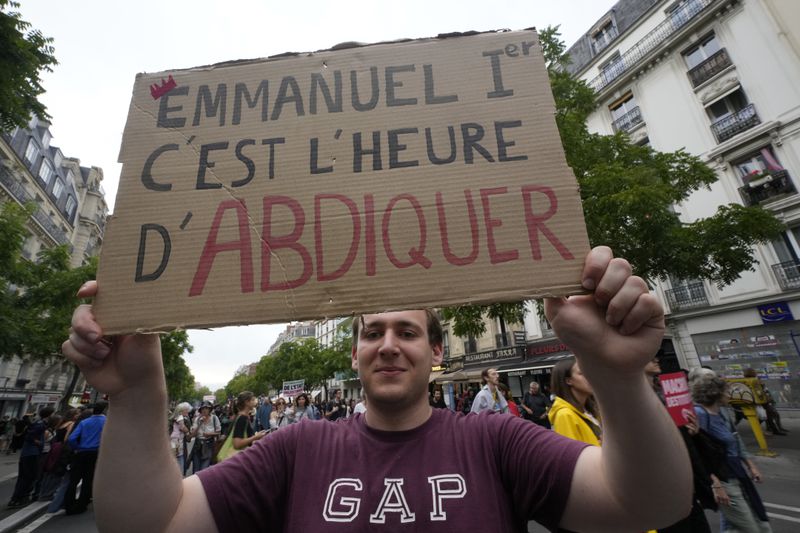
[0,1,58,131]
[161,330,196,402]
[0,202,96,361]
[443,26,784,337]
[253,337,352,394]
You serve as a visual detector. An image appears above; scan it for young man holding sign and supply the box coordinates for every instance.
[63,247,691,532]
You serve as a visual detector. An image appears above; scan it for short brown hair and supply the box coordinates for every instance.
[352,310,443,347]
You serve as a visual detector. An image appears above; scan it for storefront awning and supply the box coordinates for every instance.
[435,369,483,383]
[497,353,574,373]
[429,370,445,383]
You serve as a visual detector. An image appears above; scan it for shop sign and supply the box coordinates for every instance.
[527,340,570,357]
[464,346,523,367]
[758,302,794,323]
[28,394,60,404]
[447,358,464,372]
[513,331,526,344]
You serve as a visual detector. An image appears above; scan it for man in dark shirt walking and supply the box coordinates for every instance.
[521,381,551,428]
[7,407,54,508]
[324,390,347,421]
[64,401,107,514]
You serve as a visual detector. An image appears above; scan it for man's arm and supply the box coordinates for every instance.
[547,247,691,532]
[62,282,216,533]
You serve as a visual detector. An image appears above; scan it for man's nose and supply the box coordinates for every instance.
[378,330,401,355]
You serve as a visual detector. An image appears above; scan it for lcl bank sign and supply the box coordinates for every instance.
[757,301,794,323]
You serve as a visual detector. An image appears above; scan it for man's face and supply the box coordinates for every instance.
[352,310,443,409]
[486,369,500,386]
[335,390,342,401]
[433,389,442,401]
[529,382,539,394]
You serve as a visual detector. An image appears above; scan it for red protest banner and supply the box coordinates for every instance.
[659,372,693,427]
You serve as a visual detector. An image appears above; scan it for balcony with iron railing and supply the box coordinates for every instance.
[738,169,796,206]
[1,165,71,246]
[687,48,733,88]
[710,104,761,143]
[612,106,644,133]
[665,282,709,311]
[772,260,800,291]
[588,0,716,93]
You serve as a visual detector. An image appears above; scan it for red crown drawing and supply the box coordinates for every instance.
[150,75,177,100]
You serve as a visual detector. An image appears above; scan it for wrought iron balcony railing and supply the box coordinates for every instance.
[665,282,709,311]
[0,166,71,246]
[772,260,800,291]
[687,48,733,87]
[738,169,796,206]
[710,103,760,143]
[612,106,644,133]
[588,0,715,92]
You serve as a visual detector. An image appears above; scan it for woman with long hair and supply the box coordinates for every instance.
[548,358,602,446]
[269,398,291,432]
[232,392,267,450]
[291,393,316,422]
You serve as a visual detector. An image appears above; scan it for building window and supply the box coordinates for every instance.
[706,89,760,143]
[65,195,77,219]
[684,34,731,87]
[442,331,450,357]
[52,178,64,200]
[24,139,39,164]
[735,146,795,206]
[600,52,625,85]
[39,160,54,185]
[591,21,618,55]
[668,0,704,30]
[609,93,643,133]
[684,34,721,70]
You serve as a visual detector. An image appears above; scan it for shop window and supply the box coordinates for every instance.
[24,139,39,164]
[591,20,618,55]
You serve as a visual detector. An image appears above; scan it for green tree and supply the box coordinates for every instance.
[253,337,351,394]
[161,330,196,402]
[0,1,58,131]
[443,27,784,338]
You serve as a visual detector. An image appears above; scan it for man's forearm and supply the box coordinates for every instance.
[594,373,692,527]
[95,383,183,532]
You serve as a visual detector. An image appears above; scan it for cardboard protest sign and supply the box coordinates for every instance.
[95,29,591,334]
[282,379,305,398]
[659,372,693,427]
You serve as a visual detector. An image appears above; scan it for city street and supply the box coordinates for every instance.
[0,415,794,532]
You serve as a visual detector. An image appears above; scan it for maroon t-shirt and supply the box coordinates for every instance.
[198,408,586,532]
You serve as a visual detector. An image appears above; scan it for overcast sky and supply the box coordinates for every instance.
[19,0,616,391]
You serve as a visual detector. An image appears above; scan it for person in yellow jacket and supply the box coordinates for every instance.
[548,358,602,446]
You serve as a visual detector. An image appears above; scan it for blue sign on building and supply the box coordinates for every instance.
[757,301,794,323]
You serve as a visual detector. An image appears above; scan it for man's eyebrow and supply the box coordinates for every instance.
[360,318,424,332]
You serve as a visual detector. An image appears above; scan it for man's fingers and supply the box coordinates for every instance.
[594,258,632,308]
[604,275,648,327]
[618,293,664,336]
[581,246,613,291]
[62,339,104,370]
[76,280,98,299]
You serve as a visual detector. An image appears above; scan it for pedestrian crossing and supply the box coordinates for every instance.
[765,502,800,524]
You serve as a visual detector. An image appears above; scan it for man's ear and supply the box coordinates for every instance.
[431,343,444,366]
[351,342,359,372]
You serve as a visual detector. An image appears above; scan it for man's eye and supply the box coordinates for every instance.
[364,331,381,340]
[400,330,418,338]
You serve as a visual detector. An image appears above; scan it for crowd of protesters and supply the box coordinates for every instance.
[1,360,779,533]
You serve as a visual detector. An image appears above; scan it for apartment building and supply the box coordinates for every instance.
[0,116,109,416]
[566,0,800,408]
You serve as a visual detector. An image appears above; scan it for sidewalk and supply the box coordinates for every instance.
[736,412,800,482]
